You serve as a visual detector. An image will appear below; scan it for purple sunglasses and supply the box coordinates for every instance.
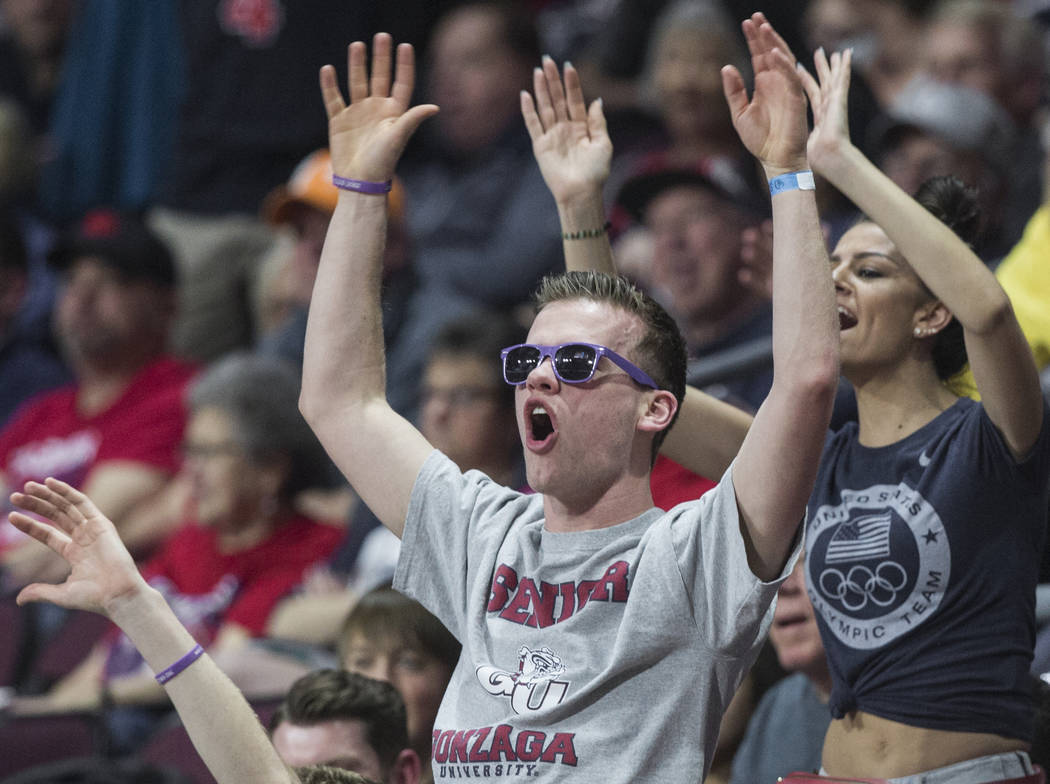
[500,342,658,389]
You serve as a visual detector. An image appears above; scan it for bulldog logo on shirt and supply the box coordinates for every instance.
[806,482,951,650]
[477,645,569,714]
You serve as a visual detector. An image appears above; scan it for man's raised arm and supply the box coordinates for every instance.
[721,15,839,580]
[299,35,438,537]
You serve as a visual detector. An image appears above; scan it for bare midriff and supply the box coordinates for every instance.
[823,711,1028,779]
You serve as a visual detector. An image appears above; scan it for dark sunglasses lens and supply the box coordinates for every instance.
[554,345,597,382]
[504,346,541,383]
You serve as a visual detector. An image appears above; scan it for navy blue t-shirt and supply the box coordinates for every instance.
[805,397,1050,741]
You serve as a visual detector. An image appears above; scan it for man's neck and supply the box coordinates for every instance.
[74,359,151,417]
[541,472,655,533]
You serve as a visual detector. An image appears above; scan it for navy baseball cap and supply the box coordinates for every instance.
[617,164,770,223]
[48,208,176,288]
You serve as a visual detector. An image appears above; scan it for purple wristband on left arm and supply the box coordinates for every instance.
[332,175,392,194]
[154,643,205,685]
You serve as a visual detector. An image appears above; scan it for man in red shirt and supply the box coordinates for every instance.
[0,209,195,587]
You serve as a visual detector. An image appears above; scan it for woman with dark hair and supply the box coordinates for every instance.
[787,48,1050,782]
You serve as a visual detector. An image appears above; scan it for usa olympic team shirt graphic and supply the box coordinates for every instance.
[807,482,950,650]
[803,397,1050,736]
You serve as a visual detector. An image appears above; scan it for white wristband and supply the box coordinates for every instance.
[769,170,815,195]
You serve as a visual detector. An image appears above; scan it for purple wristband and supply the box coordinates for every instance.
[154,643,204,684]
[331,175,392,194]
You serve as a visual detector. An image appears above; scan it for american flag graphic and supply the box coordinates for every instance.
[826,512,893,563]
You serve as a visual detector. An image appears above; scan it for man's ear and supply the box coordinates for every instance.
[391,747,423,784]
[637,389,678,434]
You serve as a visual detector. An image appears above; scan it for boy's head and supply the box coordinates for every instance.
[339,587,460,760]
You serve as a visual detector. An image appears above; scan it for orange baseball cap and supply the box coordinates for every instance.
[263,148,405,225]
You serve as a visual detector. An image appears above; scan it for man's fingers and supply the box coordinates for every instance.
[392,104,440,148]
[319,65,346,120]
[740,17,764,64]
[759,20,795,66]
[391,43,417,108]
[768,47,802,90]
[347,41,369,103]
[721,65,748,120]
[369,33,393,98]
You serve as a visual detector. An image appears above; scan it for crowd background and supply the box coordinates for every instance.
[1,0,1050,782]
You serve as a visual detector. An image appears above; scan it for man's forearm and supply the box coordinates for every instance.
[301,192,389,418]
[766,179,839,383]
[556,187,616,275]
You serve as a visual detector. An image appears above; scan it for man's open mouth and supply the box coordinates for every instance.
[530,404,554,442]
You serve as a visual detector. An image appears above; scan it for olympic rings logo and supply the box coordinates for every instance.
[819,562,908,611]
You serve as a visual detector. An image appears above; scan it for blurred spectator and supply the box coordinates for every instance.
[0,95,63,354]
[870,75,1017,260]
[150,0,376,363]
[604,1,763,250]
[730,557,831,783]
[0,209,193,587]
[635,1,749,172]
[9,354,342,750]
[257,150,414,392]
[602,3,774,296]
[265,312,525,647]
[802,0,936,108]
[36,1,183,222]
[0,210,68,427]
[616,167,772,412]
[797,0,887,245]
[270,669,422,784]
[339,587,460,782]
[0,96,35,208]
[802,0,872,58]
[417,312,524,487]
[921,0,1046,252]
[391,1,562,420]
[255,150,413,522]
[572,0,806,118]
[997,201,1050,383]
[0,0,75,134]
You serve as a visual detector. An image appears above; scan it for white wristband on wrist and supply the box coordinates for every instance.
[768,170,815,196]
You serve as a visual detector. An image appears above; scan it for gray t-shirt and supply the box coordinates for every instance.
[394,451,797,783]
